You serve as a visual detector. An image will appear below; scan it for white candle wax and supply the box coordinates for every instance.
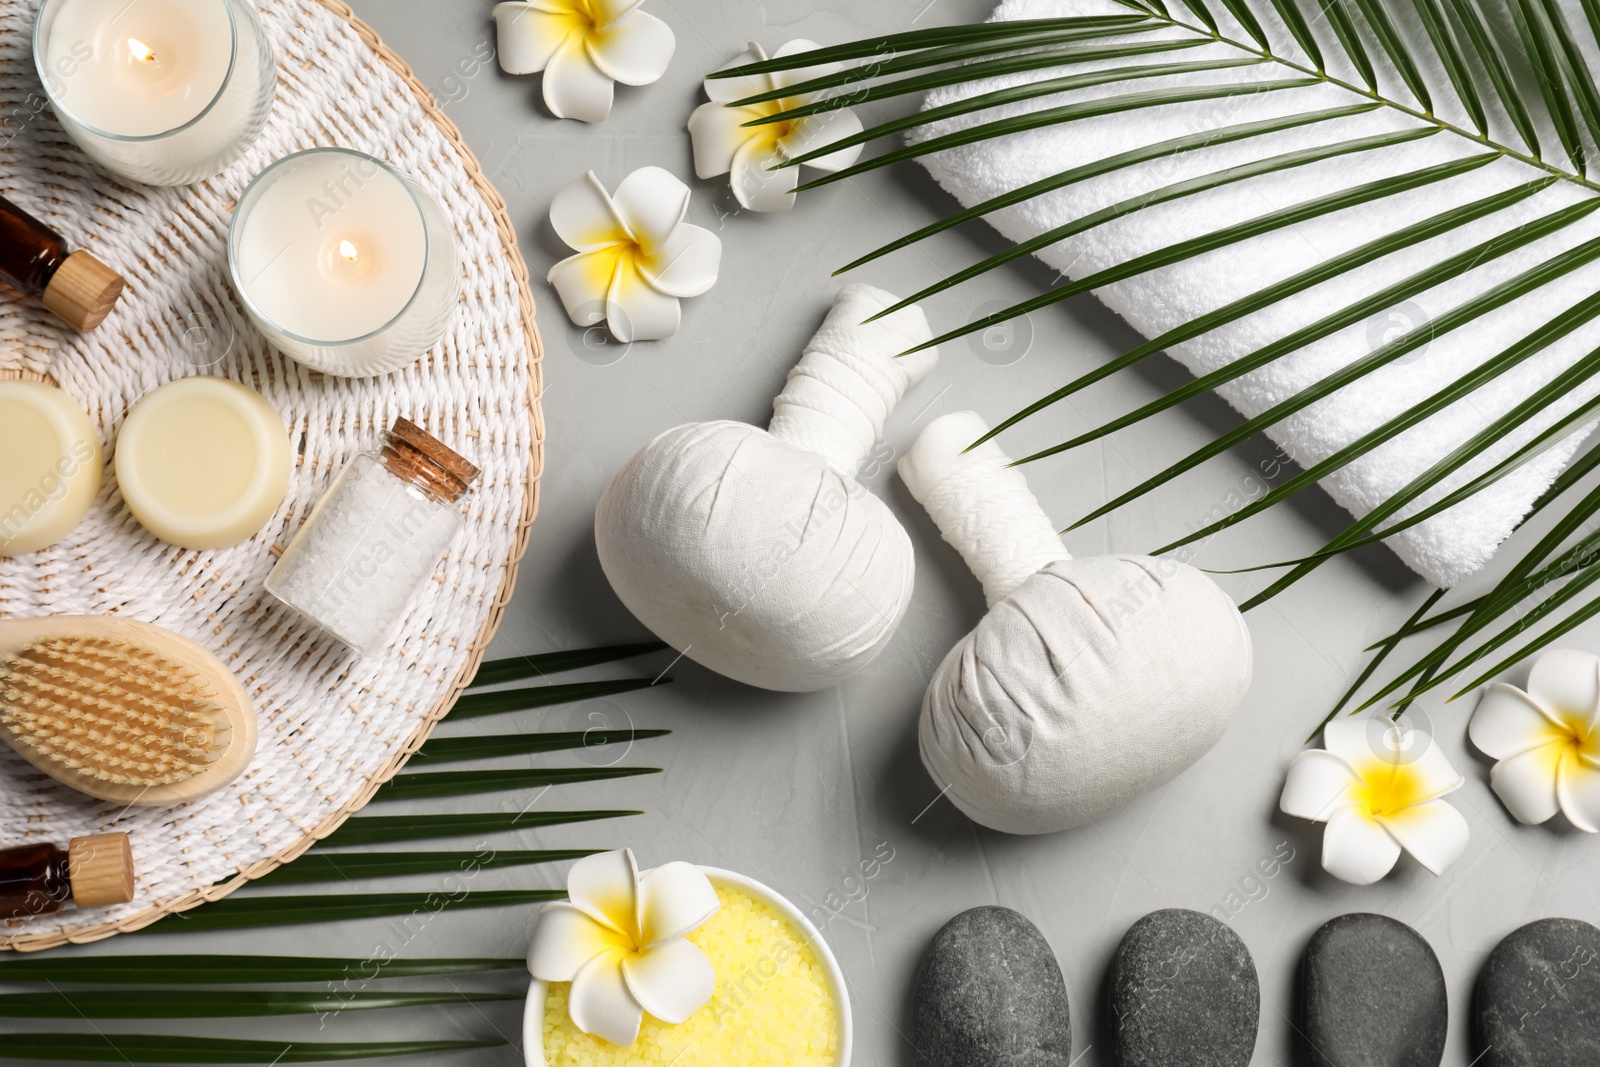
[44,0,232,136]
[235,152,426,341]
[229,149,457,376]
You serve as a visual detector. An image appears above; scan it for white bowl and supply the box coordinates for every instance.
[522,866,852,1067]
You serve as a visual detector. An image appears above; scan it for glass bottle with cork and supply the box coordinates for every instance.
[0,194,124,331]
[265,417,480,656]
[0,832,135,920]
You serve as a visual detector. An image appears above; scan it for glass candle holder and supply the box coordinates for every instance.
[33,0,276,187]
[227,148,459,378]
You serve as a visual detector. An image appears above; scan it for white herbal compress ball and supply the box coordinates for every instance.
[899,412,1253,834]
[595,284,938,691]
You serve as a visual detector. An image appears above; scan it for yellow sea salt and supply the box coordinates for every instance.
[542,885,839,1066]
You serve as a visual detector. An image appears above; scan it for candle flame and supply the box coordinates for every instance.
[127,38,157,63]
[338,240,359,263]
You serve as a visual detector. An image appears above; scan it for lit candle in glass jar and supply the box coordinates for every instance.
[227,148,458,378]
[33,0,276,186]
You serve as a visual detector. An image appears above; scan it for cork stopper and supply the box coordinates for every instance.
[67,832,135,909]
[381,417,480,504]
[42,250,125,332]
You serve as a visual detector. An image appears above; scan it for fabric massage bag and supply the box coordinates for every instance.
[595,284,938,692]
[899,412,1254,834]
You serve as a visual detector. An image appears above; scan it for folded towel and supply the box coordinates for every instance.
[913,0,1600,588]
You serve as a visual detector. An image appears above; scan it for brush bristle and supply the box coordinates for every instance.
[0,636,229,787]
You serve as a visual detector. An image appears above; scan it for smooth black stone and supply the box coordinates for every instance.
[1109,908,1259,1067]
[911,905,1072,1067]
[1474,917,1600,1067]
[1298,913,1446,1067]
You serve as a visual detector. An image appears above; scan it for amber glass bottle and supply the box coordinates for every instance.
[0,194,124,331]
[0,832,135,919]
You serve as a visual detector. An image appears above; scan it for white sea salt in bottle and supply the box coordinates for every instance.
[264,417,479,656]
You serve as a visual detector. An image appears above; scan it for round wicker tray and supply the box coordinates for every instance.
[0,0,543,951]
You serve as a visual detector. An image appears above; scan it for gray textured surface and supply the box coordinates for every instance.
[7,3,1600,1066]
[912,905,1073,1066]
[1300,913,1447,1067]
[1109,908,1260,1067]
[1473,918,1600,1067]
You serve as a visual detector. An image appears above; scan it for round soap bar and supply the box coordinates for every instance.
[115,377,291,551]
[0,380,103,556]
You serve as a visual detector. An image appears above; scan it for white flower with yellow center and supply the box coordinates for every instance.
[527,849,721,1046]
[1279,716,1469,885]
[546,167,721,342]
[1470,647,1600,830]
[688,40,865,212]
[492,0,675,123]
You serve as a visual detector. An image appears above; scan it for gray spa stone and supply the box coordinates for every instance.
[1109,908,1259,1067]
[1474,917,1600,1067]
[911,905,1072,1067]
[1299,913,1446,1067]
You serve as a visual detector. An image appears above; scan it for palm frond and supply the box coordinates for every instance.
[151,890,562,933]
[251,850,599,886]
[467,640,666,689]
[374,766,659,802]
[411,729,669,764]
[0,1036,502,1063]
[0,990,522,1019]
[315,809,639,847]
[447,677,671,721]
[0,956,522,985]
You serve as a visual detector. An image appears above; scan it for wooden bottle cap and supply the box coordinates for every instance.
[42,250,125,332]
[67,832,135,909]
[386,417,481,503]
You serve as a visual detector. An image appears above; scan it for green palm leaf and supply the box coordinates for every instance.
[971,179,1557,449]
[0,990,522,1019]
[467,641,666,689]
[252,850,598,886]
[1318,0,1378,88]
[736,39,1220,121]
[919,153,1503,365]
[0,956,521,985]
[0,1036,502,1063]
[865,128,1445,324]
[789,78,1317,186]
[1155,287,1600,559]
[1443,0,1542,153]
[837,104,1381,276]
[447,677,671,721]
[1410,0,1488,132]
[724,23,1172,107]
[151,890,561,933]
[1059,208,1600,527]
[411,729,669,764]
[315,810,638,847]
[1348,0,1432,108]
[374,766,659,802]
[1267,0,1325,67]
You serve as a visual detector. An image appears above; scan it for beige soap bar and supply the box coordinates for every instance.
[115,377,291,551]
[0,380,103,557]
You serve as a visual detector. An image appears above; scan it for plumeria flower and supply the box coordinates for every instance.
[1470,648,1600,831]
[547,167,721,342]
[492,0,675,123]
[688,40,865,212]
[527,849,721,1046]
[1280,715,1469,885]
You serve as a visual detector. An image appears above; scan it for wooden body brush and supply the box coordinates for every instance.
[0,616,255,805]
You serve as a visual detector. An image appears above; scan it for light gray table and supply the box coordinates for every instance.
[13,3,1599,1065]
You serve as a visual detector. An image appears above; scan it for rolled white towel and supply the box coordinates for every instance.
[913,0,1600,588]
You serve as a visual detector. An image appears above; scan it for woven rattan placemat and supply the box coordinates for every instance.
[0,0,543,950]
